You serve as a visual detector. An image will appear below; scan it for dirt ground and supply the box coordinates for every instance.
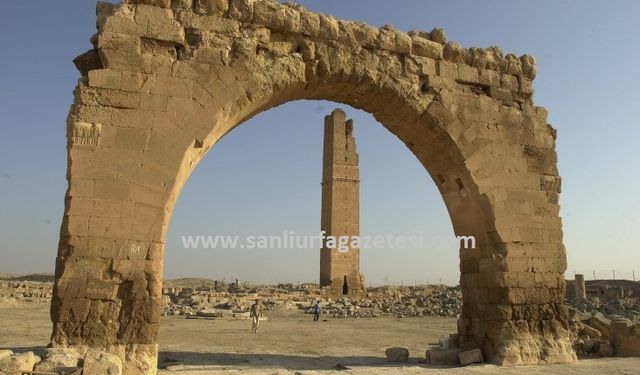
[1,301,639,374]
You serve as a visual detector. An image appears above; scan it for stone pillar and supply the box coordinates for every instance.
[575,274,586,300]
[319,109,364,295]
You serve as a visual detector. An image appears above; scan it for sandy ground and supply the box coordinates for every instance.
[1,302,639,374]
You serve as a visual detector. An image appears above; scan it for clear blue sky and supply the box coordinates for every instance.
[0,1,638,285]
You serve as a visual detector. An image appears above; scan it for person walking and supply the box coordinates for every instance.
[250,299,262,333]
[312,300,321,322]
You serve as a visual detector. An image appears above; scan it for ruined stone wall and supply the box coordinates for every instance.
[53,0,573,372]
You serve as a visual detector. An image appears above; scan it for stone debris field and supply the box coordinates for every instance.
[1,0,638,373]
[1,275,639,373]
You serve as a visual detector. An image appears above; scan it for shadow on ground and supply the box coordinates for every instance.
[158,351,441,370]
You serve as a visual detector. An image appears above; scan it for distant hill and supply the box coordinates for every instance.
[0,273,55,282]
[163,278,217,288]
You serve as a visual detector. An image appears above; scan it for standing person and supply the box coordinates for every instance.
[250,299,261,333]
[312,300,321,322]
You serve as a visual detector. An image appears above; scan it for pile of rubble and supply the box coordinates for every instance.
[2,274,633,320]
[158,282,463,319]
[567,296,640,357]
[314,286,462,319]
[0,279,52,304]
[0,274,463,319]
[571,297,640,322]
[160,282,288,318]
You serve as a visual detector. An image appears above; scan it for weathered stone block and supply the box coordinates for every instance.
[58,277,88,299]
[394,31,412,54]
[443,42,464,62]
[385,347,409,362]
[318,14,340,40]
[84,351,123,375]
[125,0,171,7]
[74,49,104,76]
[425,348,462,365]
[411,35,443,59]
[521,54,537,79]
[253,1,285,31]
[484,304,512,321]
[413,56,436,76]
[501,74,519,92]
[0,352,40,373]
[150,76,193,98]
[91,87,142,109]
[99,5,144,35]
[171,0,193,9]
[350,22,377,48]
[178,13,240,34]
[459,348,483,365]
[376,27,395,52]
[34,348,82,373]
[478,69,500,87]
[0,350,13,363]
[229,0,254,22]
[458,64,479,84]
[135,5,185,43]
[88,69,121,90]
[194,0,228,14]
[430,27,447,44]
[98,34,143,70]
[111,108,155,129]
[115,127,150,151]
[505,54,523,75]
[520,77,533,94]
[489,86,513,103]
[140,94,169,111]
[438,60,458,79]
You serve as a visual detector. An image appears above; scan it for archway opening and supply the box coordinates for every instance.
[342,276,349,295]
[157,100,461,368]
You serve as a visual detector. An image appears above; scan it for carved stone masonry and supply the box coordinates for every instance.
[51,0,574,372]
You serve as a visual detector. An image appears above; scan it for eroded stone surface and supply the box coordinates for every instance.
[320,109,364,295]
[51,0,573,372]
[33,347,82,373]
[385,347,409,362]
[0,351,41,373]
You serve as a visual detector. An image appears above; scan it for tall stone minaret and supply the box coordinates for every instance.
[320,109,364,295]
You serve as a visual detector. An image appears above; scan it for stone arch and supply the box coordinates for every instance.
[53,0,574,372]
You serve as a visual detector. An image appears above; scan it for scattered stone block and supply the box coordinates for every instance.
[568,306,591,322]
[233,311,251,318]
[612,320,640,356]
[385,347,409,362]
[425,348,462,366]
[589,312,612,338]
[0,351,40,373]
[598,342,614,357]
[458,348,483,366]
[579,323,602,339]
[0,350,12,363]
[34,347,82,373]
